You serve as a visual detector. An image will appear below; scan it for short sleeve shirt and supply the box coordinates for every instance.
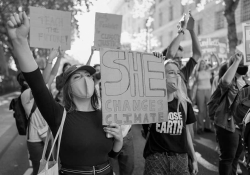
[143,98,196,158]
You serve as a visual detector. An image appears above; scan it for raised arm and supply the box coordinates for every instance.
[86,47,95,65]
[166,14,188,58]
[209,53,220,72]
[222,52,242,85]
[7,12,63,128]
[47,48,64,88]
[186,12,202,62]
[7,12,37,72]
[43,48,59,84]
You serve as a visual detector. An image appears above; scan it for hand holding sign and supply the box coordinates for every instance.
[7,12,30,41]
[48,48,59,61]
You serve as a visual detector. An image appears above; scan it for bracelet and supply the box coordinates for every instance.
[178,29,185,35]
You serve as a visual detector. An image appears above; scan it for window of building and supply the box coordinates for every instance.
[197,19,203,35]
[215,10,224,30]
[169,5,173,21]
[241,0,250,22]
[159,11,163,27]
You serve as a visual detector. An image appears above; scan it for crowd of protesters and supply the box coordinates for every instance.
[7,8,250,175]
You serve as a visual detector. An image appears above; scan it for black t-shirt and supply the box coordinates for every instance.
[23,68,118,167]
[143,98,196,158]
[180,57,197,86]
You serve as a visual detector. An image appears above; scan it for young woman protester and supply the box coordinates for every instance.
[8,12,123,175]
[193,53,220,134]
[143,59,198,175]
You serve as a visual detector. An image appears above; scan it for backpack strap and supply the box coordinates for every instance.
[27,101,37,139]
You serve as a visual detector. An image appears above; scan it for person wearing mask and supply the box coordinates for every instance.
[214,51,248,175]
[17,73,48,175]
[143,59,198,175]
[194,53,220,134]
[8,12,123,175]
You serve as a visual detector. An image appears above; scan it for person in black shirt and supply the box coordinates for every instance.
[143,59,198,175]
[7,11,123,175]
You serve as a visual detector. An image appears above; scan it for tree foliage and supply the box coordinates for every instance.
[0,0,95,72]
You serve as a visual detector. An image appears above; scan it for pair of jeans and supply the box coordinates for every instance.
[27,141,44,175]
[111,131,134,175]
[196,89,211,130]
[216,126,243,175]
[144,152,189,175]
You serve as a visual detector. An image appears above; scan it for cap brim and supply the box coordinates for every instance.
[75,65,96,75]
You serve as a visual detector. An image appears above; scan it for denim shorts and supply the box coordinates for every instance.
[144,152,190,175]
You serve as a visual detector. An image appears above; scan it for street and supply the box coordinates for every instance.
[0,92,248,175]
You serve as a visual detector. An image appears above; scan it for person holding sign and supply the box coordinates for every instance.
[143,59,198,175]
[7,11,123,175]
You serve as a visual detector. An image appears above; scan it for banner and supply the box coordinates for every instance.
[100,49,168,125]
[94,13,122,49]
[199,37,227,62]
[242,23,250,65]
[29,7,71,50]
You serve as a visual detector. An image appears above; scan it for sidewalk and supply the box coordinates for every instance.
[0,91,20,159]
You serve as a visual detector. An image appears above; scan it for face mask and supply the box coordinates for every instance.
[94,72,101,80]
[71,76,95,98]
[237,66,248,75]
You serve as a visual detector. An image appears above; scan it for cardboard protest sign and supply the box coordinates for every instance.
[29,7,71,50]
[100,49,168,125]
[199,37,227,62]
[94,13,122,49]
[242,23,250,65]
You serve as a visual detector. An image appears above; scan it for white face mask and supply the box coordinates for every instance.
[71,76,95,98]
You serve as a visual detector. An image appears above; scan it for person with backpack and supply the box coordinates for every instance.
[7,11,123,175]
[143,59,198,175]
[210,50,248,175]
[16,73,49,175]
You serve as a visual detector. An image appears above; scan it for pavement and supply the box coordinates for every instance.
[0,92,249,175]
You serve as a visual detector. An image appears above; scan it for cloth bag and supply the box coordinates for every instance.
[38,109,66,175]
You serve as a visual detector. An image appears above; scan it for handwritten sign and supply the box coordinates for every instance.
[199,37,228,61]
[29,7,71,50]
[100,48,168,125]
[94,13,122,49]
[242,23,250,65]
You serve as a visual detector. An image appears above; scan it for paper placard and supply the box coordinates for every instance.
[94,13,122,49]
[199,37,228,62]
[242,23,250,65]
[29,6,71,50]
[100,49,168,125]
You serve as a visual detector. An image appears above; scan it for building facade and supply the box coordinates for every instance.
[153,0,250,57]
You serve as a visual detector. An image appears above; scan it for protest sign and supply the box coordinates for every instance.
[242,23,250,65]
[100,48,168,125]
[94,13,122,49]
[199,37,227,62]
[29,7,71,50]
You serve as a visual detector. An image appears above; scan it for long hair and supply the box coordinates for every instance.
[164,60,191,115]
[63,77,100,113]
[17,73,29,93]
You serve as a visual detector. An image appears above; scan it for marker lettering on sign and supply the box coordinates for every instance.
[101,49,168,125]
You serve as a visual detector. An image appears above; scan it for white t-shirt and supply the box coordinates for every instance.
[21,88,48,142]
